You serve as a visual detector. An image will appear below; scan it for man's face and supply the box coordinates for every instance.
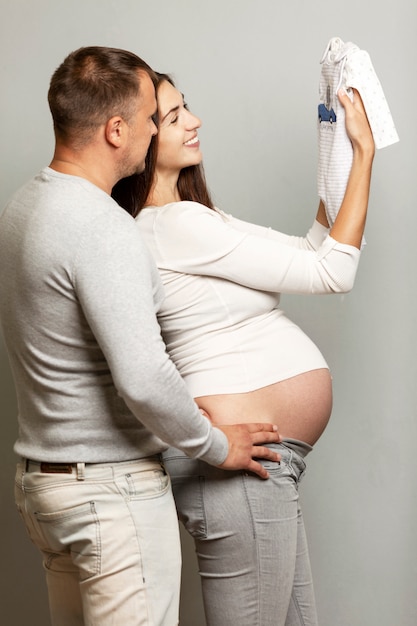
[123,72,157,176]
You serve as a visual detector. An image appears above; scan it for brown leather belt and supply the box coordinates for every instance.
[26,460,74,474]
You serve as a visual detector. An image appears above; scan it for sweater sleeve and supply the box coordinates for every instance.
[218,209,330,250]
[146,202,361,294]
[73,209,228,466]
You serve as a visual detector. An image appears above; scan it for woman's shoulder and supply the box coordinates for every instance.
[135,200,244,257]
[137,201,229,226]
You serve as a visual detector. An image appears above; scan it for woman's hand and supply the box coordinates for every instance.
[338,88,375,158]
[327,88,375,249]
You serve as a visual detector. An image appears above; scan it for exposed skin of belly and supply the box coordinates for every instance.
[195,368,333,446]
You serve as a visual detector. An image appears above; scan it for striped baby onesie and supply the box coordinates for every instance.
[317,36,399,236]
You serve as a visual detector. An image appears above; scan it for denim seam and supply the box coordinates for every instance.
[199,475,208,538]
[90,501,102,576]
[291,588,308,626]
[123,497,147,586]
[241,472,261,626]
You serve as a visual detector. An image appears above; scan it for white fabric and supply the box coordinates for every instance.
[136,202,361,397]
[318,36,399,231]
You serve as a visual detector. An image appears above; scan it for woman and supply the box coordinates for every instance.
[112,73,374,626]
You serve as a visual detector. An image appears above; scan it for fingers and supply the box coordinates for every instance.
[337,87,351,107]
[245,459,270,479]
[244,422,281,435]
[237,422,281,445]
[249,429,281,445]
[338,88,365,114]
[253,444,281,463]
[214,422,282,441]
[216,423,282,477]
[227,445,281,479]
[245,447,281,479]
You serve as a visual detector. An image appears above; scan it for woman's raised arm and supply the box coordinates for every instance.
[316,88,375,249]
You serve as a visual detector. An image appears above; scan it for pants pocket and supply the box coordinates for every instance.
[123,466,170,500]
[163,456,207,538]
[34,500,101,581]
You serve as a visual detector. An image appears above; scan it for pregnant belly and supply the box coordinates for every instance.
[195,368,333,446]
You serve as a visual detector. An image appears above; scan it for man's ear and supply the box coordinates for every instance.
[105,116,125,147]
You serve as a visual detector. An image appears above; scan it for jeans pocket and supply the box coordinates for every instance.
[171,474,207,539]
[15,502,40,549]
[162,454,208,538]
[279,445,307,485]
[34,500,101,581]
[123,467,170,500]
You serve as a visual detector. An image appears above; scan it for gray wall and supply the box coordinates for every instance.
[1,1,415,624]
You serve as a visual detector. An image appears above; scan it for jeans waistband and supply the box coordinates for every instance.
[281,438,313,459]
[21,456,162,481]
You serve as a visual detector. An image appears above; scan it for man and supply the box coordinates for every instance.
[0,47,280,625]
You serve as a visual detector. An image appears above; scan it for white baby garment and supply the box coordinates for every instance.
[317,36,399,234]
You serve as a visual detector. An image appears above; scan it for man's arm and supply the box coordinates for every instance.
[76,208,280,476]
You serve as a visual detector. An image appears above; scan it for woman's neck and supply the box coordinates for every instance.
[146,172,181,207]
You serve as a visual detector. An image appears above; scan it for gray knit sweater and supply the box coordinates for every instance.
[0,168,227,465]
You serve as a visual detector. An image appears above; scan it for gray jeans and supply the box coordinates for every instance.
[163,440,318,626]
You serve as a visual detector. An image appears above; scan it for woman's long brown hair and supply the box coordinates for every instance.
[112,73,214,217]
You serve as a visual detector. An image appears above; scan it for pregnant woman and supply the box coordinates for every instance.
[112,72,374,626]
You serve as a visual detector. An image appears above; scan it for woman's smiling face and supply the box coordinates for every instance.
[155,79,203,177]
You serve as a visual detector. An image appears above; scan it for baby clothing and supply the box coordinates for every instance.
[318,36,399,231]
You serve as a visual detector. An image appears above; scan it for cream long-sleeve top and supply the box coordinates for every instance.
[136,201,361,397]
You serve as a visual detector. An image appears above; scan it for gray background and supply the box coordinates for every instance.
[1,1,415,624]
